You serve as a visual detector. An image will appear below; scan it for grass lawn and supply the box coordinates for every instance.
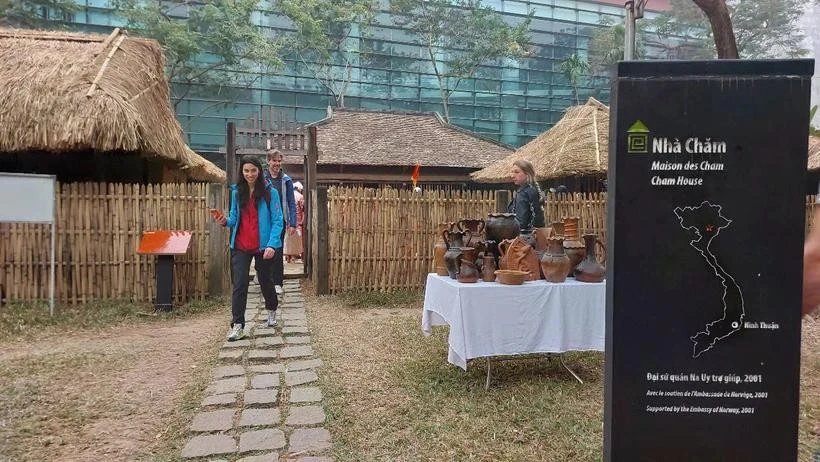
[0,297,226,461]
[305,287,820,461]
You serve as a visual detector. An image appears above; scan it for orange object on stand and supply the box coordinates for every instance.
[137,230,192,311]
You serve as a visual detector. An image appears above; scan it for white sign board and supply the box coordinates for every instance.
[0,173,56,223]
[0,172,56,315]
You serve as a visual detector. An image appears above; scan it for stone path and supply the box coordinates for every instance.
[181,279,333,461]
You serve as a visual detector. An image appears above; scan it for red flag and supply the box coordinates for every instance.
[410,163,421,188]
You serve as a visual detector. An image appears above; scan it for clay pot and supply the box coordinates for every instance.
[481,255,497,282]
[533,227,551,253]
[564,240,586,277]
[498,237,540,281]
[486,213,520,243]
[563,216,581,241]
[540,237,571,283]
[457,247,479,283]
[442,228,471,249]
[457,219,486,248]
[550,221,565,237]
[444,246,463,279]
[433,223,451,276]
[574,234,606,283]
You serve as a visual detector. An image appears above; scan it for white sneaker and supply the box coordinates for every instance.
[267,311,277,327]
[227,325,244,341]
[275,285,283,295]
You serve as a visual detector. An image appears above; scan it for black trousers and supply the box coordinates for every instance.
[271,228,286,286]
[230,249,278,327]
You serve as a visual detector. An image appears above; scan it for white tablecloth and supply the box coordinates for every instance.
[421,274,605,370]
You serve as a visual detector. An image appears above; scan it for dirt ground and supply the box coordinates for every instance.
[0,310,224,462]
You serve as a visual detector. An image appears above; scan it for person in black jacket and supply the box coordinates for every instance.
[508,159,545,231]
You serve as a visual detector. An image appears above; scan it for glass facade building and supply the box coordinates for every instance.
[66,0,672,152]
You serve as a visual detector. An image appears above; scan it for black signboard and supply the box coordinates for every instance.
[605,60,815,461]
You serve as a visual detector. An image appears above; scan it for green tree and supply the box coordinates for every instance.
[811,105,819,137]
[0,0,78,28]
[113,0,284,110]
[654,0,806,59]
[560,53,590,105]
[390,0,532,122]
[277,0,375,108]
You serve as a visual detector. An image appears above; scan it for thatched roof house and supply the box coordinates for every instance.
[0,28,225,183]
[807,135,820,171]
[277,107,514,184]
[471,98,609,187]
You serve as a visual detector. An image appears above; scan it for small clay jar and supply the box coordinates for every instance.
[433,222,451,276]
[457,247,479,283]
[481,255,497,282]
[541,237,571,283]
[550,221,565,237]
[574,234,606,283]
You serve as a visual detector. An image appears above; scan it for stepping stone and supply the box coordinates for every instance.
[238,408,281,427]
[244,389,279,406]
[285,405,326,425]
[202,393,238,407]
[285,336,311,344]
[280,346,313,359]
[239,429,286,452]
[219,350,243,362]
[283,326,310,334]
[285,370,318,387]
[214,365,245,378]
[290,387,323,403]
[250,364,285,374]
[282,311,306,320]
[251,374,279,389]
[181,434,236,458]
[191,409,236,432]
[248,350,278,361]
[222,339,252,349]
[237,454,279,462]
[253,327,279,338]
[284,319,308,327]
[287,359,323,371]
[289,428,331,452]
[256,336,284,347]
[208,377,246,395]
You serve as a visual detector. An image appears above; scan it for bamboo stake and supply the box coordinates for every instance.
[86,34,126,97]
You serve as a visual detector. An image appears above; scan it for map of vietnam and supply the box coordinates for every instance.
[673,201,745,358]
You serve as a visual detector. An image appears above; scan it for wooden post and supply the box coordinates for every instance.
[207,183,228,297]
[226,122,236,210]
[495,190,510,213]
[315,185,329,295]
[304,126,318,279]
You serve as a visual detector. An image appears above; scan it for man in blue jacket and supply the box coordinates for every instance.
[264,149,298,296]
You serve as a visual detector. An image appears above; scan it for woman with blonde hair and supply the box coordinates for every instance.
[508,159,545,231]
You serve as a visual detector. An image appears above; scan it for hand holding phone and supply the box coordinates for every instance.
[210,208,226,225]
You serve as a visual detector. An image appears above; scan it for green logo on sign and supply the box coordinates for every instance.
[627,120,650,153]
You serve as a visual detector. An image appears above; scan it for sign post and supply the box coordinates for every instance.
[137,230,192,312]
[605,60,815,461]
[0,173,56,316]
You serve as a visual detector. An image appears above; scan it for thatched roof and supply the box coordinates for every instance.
[471,98,609,183]
[808,135,820,172]
[0,28,225,182]
[307,107,514,168]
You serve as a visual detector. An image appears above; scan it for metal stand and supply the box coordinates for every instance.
[482,353,584,390]
[155,254,174,312]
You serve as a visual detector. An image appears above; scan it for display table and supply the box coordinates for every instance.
[422,274,605,386]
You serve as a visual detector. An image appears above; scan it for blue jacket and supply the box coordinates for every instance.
[226,184,284,251]
[264,169,297,227]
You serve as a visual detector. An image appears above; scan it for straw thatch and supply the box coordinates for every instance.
[471,97,609,183]
[0,28,225,182]
[808,135,820,172]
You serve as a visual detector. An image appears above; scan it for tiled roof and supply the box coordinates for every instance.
[308,107,514,168]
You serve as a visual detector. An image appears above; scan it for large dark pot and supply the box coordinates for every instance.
[486,213,520,243]
[444,247,463,279]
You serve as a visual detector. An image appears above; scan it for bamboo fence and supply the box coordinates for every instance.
[0,182,221,304]
[325,188,819,293]
[326,186,495,293]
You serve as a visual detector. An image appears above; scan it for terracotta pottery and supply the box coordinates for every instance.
[498,237,540,281]
[561,216,585,276]
[443,246,463,279]
[457,247,480,283]
[481,255,497,282]
[550,221,565,237]
[486,213,520,243]
[457,218,486,248]
[562,216,581,241]
[519,229,536,249]
[433,222,452,276]
[540,237,571,283]
[533,227,551,253]
[442,228,471,249]
[574,234,606,283]
[494,269,528,285]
